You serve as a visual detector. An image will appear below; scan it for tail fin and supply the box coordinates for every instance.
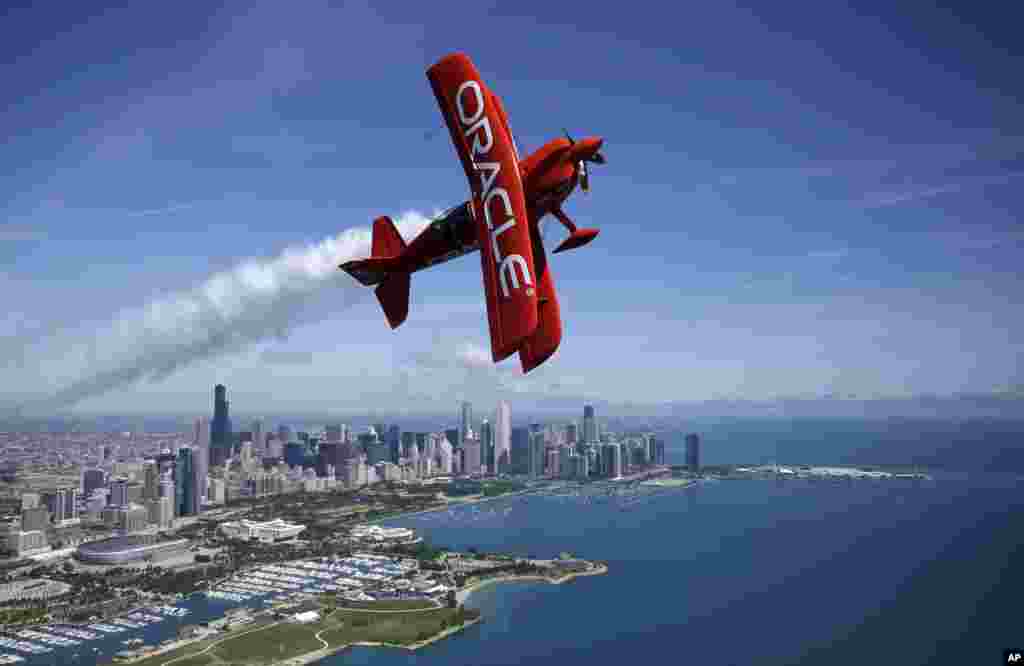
[372,216,406,257]
[370,216,410,328]
[375,272,411,329]
[340,215,412,327]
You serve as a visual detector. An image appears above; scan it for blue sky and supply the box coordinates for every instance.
[2,1,1021,416]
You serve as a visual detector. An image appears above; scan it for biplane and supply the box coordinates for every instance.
[340,52,606,373]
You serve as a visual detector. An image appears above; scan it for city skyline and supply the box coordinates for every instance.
[1,3,1020,415]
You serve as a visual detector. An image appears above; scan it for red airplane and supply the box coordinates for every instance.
[340,52,606,373]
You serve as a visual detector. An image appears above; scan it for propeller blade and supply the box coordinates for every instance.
[563,128,575,145]
[579,160,590,193]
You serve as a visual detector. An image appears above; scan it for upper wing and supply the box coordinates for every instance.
[426,53,538,362]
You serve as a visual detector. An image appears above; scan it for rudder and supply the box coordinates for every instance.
[372,216,406,258]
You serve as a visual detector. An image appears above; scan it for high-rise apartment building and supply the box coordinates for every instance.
[528,426,545,479]
[511,427,530,475]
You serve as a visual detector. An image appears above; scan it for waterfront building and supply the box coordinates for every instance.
[220,518,306,543]
[528,427,545,478]
[511,427,530,475]
[583,405,597,444]
[480,419,494,474]
[546,448,560,477]
[620,442,631,474]
[386,425,401,464]
[560,447,573,480]
[462,436,481,476]
[685,433,700,472]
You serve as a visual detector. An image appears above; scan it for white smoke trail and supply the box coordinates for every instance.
[19,211,435,412]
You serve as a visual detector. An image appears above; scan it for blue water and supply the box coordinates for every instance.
[334,474,1023,666]
[10,419,1024,666]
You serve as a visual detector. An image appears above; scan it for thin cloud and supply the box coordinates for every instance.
[862,171,1024,208]
[806,249,848,260]
[126,203,197,218]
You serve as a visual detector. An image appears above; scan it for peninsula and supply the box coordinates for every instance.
[118,552,606,666]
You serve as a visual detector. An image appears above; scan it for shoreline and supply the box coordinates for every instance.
[456,562,609,604]
[366,486,542,525]
[272,615,484,666]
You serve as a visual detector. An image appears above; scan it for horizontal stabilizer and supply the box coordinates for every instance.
[375,271,411,329]
[339,256,401,287]
[553,228,600,254]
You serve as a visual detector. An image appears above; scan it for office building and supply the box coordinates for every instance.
[566,423,578,446]
[462,436,481,476]
[386,425,401,464]
[210,384,232,467]
[528,426,545,478]
[147,497,174,529]
[583,405,597,444]
[193,417,210,503]
[175,447,198,517]
[602,444,622,478]
[480,419,494,474]
[20,493,40,511]
[108,477,129,508]
[82,469,106,498]
[459,401,473,445]
[494,401,511,473]
[20,506,48,533]
[685,433,700,472]
[511,427,530,475]
[325,424,343,443]
[44,488,78,525]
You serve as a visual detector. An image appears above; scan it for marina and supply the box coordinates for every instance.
[0,605,191,663]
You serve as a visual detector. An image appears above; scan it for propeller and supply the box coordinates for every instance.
[564,129,605,193]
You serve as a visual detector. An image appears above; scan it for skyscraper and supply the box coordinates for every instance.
[528,427,545,478]
[175,447,198,517]
[565,423,578,446]
[494,401,511,474]
[193,417,210,504]
[210,385,232,467]
[386,425,401,464]
[462,435,481,476]
[325,424,343,443]
[511,427,530,475]
[583,405,597,444]
[460,401,473,445]
[142,461,159,501]
[685,433,700,472]
[479,419,494,475]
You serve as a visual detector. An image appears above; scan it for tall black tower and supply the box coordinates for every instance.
[685,433,700,473]
[210,384,232,467]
